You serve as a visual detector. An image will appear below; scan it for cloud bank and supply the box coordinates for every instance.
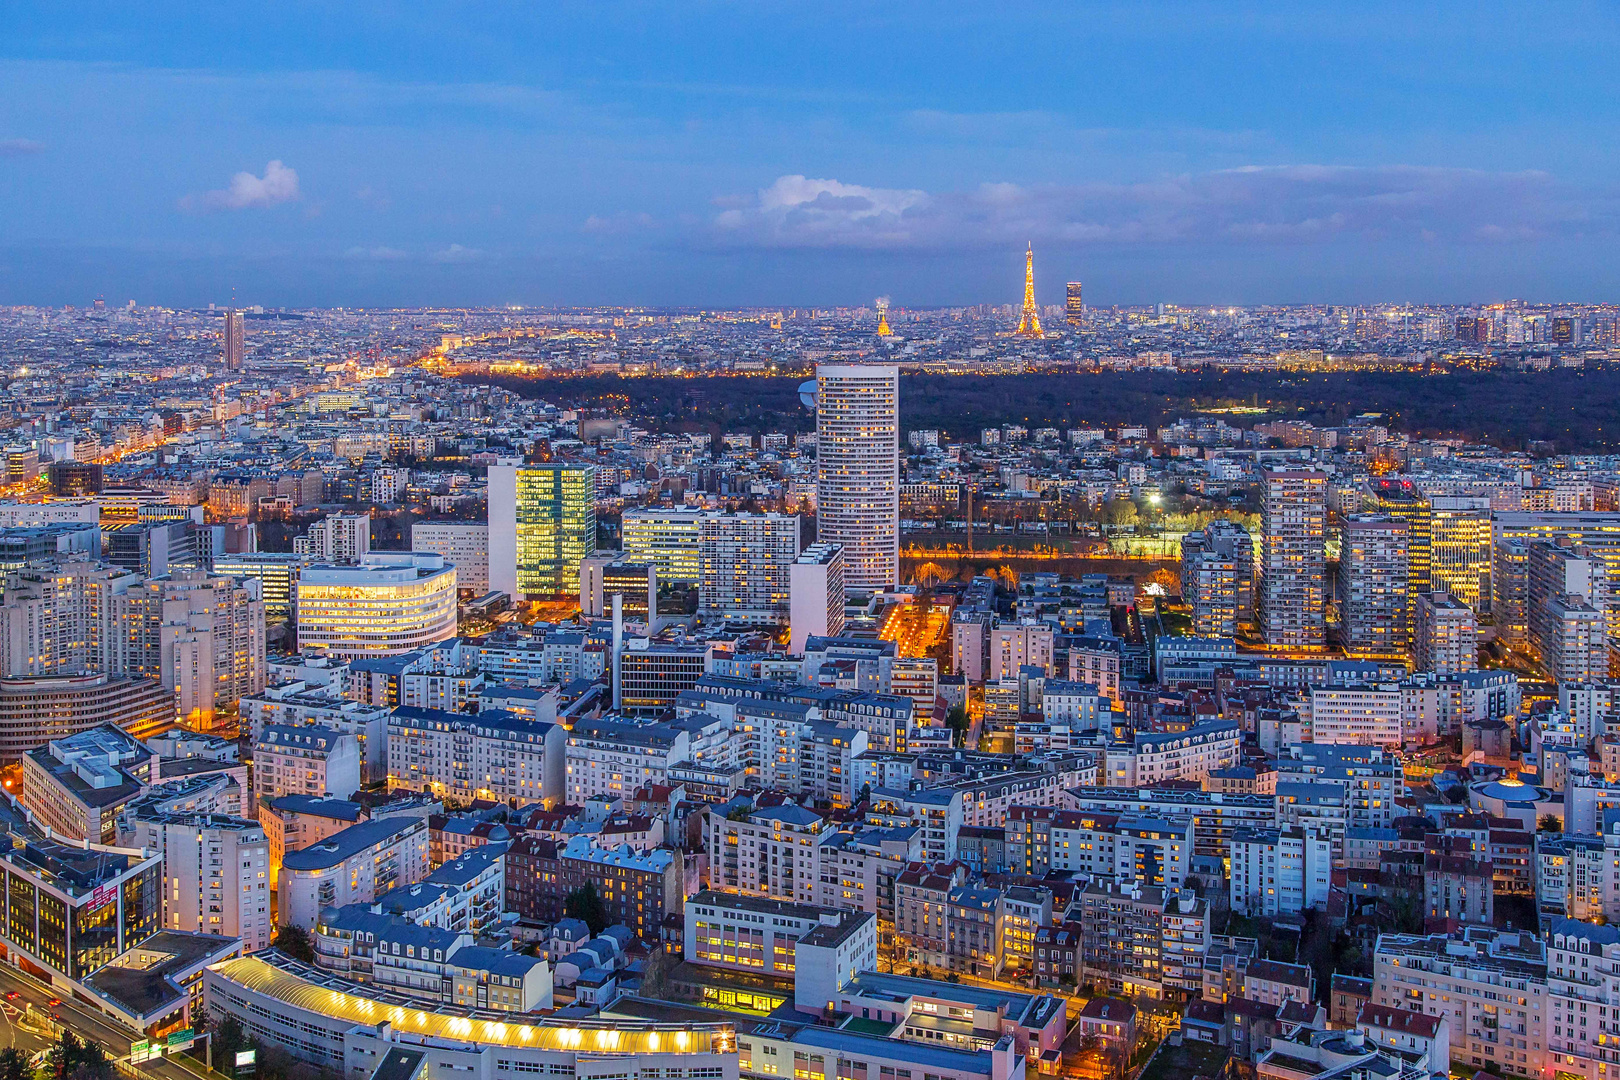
[0,139,44,156]
[706,166,1606,251]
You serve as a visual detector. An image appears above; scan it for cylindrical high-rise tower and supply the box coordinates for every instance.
[815,363,899,595]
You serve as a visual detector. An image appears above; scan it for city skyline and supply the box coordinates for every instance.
[4,3,1620,307]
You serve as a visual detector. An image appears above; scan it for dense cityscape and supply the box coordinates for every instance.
[8,4,1620,1080]
[0,259,1615,1080]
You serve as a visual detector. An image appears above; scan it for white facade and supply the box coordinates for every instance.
[387,707,565,807]
[1307,683,1404,746]
[254,724,362,801]
[1415,591,1478,676]
[815,364,899,594]
[789,543,846,654]
[279,815,432,929]
[296,552,458,658]
[1229,826,1333,916]
[698,512,800,625]
[410,522,490,593]
[119,811,272,952]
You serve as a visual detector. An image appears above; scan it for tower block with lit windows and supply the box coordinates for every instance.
[1015,244,1042,337]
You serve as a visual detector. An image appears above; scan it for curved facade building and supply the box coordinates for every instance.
[815,364,898,595]
[296,553,458,658]
[0,673,175,762]
[204,953,737,1080]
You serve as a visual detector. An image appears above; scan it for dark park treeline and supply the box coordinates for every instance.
[466,368,1620,453]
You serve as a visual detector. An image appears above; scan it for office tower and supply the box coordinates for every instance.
[409,521,489,593]
[1414,592,1477,676]
[118,809,271,952]
[222,308,245,370]
[1066,282,1084,327]
[1365,479,1431,620]
[698,512,800,626]
[580,552,658,620]
[1527,541,1611,683]
[211,551,311,620]
[1491,538,1529,645]
[1428,498,1492,610]
[790,543,846,653]
[488,462,597,599]
[296,552,458,657]
[1494,512,1620,647]
[815,364,899,595]
[295,512,371,562]
[1015,245,1042,336]
[621,507,705,584]
[1338,516,1408,656]
[1257,469,1327,649]
[1181,520,1253,637]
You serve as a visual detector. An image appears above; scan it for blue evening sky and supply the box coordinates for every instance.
[1,2,1617,308]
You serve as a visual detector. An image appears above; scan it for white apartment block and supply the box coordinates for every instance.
[1415,591,1478,676]
[1104,721,1241,787]
[387,707,566,807]
[1229,826,1333,916]
[564,717,689,801]
[1307,683,1404,746]
[253,724,361,801]
[279,815,432,929]
[815,364,900,594]
[410,522,490,593]
[295,513,372,562]
[1372,928,1547,1079]
[789,543,846,654]
[1546,918,1620,1080]
[699,512,800,626]
[118,810,272,952]
[706,803,825,906]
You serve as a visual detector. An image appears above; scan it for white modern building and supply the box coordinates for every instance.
[279,814,431,929]
[410,521,490,593]
[789,542,846,653]
[698,512,800,626]
[296,552,457,657]
[1229,825,1333,916]
[815,364,899,595]
[253,724,362,801]
[117,809,272,952]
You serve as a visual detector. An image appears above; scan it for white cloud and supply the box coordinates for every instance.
[0,139,43,156]
[344,245,409,260]
[707,166,1605,251]
[431,243,483,263]
[186,160,300,211]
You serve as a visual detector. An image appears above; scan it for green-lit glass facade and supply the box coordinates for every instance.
[515,464,596,597]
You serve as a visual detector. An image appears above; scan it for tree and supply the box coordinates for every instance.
[49,1031,108,1080]
[0,1048,29,1080]
[565,882,610,936]
[1102,499,1138,528]
[273,924,316,963]
[1539,813,1563,832]
[945,704,971,747]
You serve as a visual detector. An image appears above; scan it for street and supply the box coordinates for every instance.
[0,962,226,1080]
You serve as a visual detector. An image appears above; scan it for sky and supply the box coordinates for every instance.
[2,2,1619,309]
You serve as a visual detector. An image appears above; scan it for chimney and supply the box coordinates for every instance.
[612,592,624,712]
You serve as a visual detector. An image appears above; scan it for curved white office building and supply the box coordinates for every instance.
[296,553,458,658]
[815,364,899,595]
[203,952,737,1080]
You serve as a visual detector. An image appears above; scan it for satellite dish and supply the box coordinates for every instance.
[798,380,818,410]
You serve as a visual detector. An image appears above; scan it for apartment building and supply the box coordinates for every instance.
[118,808,272,952]
[280,815,431,929]
[20,725,158,843]
[386,706,565,807]
[253,724,361,801]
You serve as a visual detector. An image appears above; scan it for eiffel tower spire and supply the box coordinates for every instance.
[1015,243,1042,337]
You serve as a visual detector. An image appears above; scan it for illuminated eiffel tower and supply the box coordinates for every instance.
[1015,243,1042,337]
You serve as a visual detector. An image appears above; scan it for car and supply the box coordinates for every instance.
[46,998,60,1008]
[2,991,17,1001]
